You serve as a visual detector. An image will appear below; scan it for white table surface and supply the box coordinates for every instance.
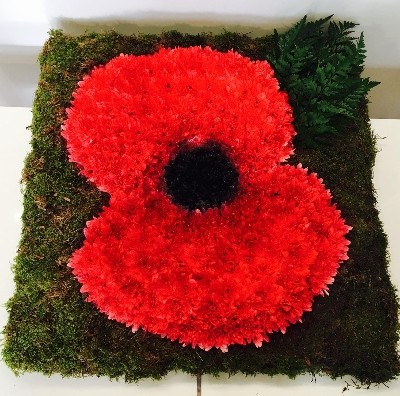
[0,107,399,395]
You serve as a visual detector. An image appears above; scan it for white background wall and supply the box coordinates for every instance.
[0,0,399,118]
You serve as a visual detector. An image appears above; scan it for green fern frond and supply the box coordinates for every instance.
[268,15,379,147]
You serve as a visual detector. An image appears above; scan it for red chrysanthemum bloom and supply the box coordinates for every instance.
[62,46,350,351]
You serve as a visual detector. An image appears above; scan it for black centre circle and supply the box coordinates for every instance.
[164,141,239,211]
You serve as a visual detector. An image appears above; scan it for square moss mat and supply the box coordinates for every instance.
[2,16,399,385]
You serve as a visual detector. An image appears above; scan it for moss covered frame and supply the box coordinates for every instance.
[2,20,399,385]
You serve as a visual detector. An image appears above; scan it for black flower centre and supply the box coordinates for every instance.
[164,141,239,211]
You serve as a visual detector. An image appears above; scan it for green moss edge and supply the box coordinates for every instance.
[2,28,399,385]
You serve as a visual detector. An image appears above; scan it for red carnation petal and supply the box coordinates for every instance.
[63,47,350,350]
[68,164,349,350]
[62,47,295,195]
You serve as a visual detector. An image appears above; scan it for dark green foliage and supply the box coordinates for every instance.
[2,19,399,385]
[268,15,380,147]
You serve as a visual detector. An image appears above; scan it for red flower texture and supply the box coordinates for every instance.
[62,46,351,351]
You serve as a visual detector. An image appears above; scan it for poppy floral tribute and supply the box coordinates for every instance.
[62,47,350,351]
[4,16,399,384]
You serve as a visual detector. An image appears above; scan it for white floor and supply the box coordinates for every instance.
[0,107,399,395]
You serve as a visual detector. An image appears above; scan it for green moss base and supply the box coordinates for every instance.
[2,27,399,384]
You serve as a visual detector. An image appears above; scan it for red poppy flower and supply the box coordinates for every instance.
[62,46,350,351]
